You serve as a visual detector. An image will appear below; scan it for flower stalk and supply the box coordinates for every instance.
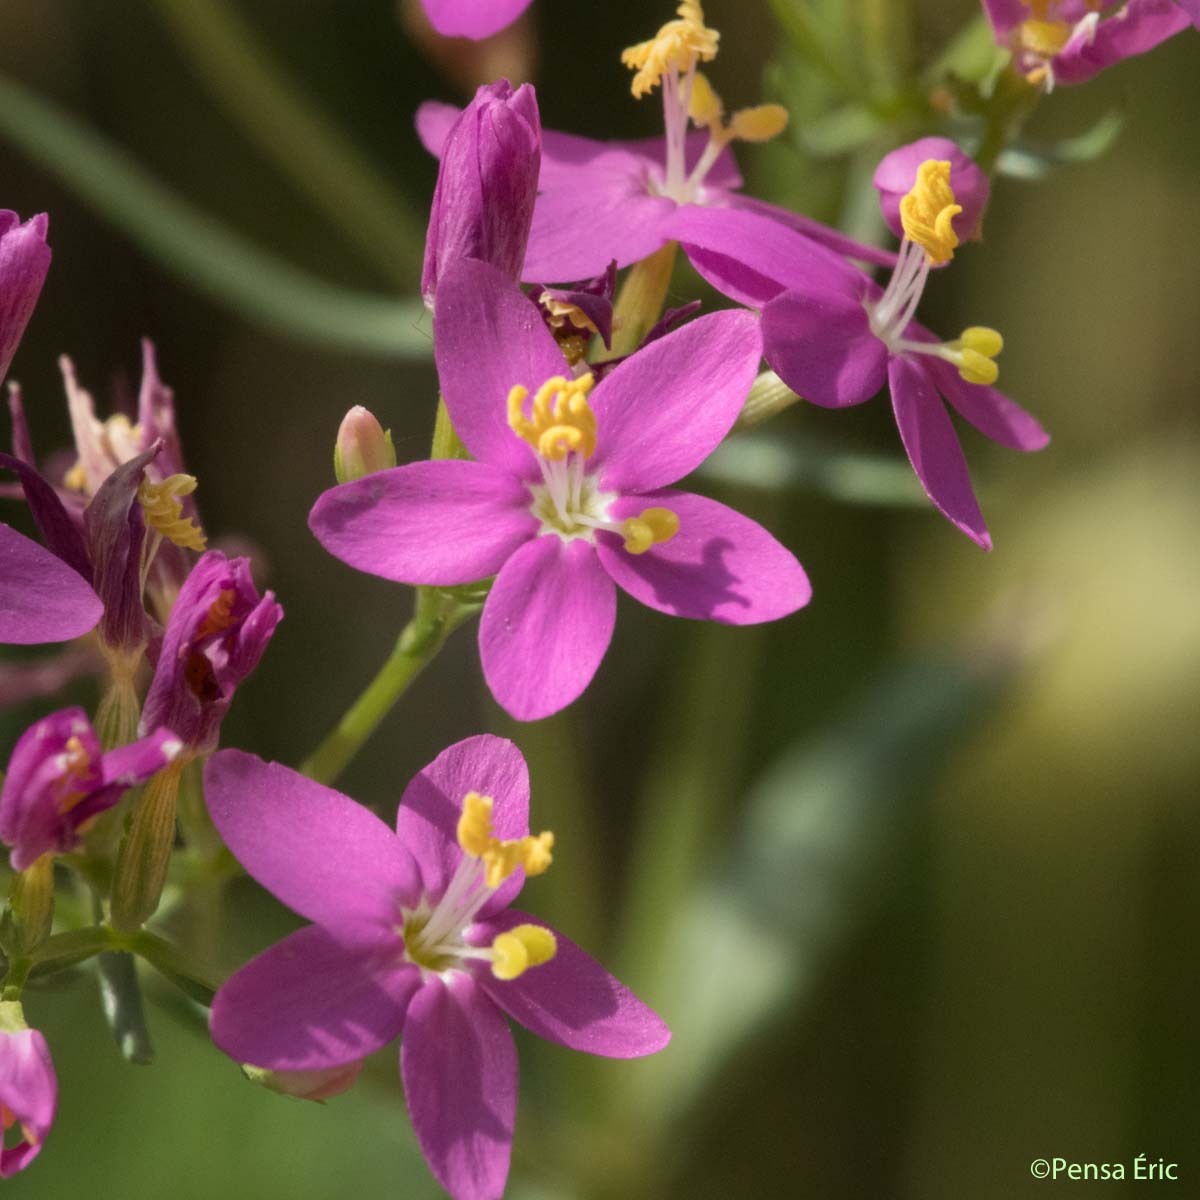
[608,240,679,357]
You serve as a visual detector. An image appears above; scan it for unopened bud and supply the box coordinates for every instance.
[1,855,55,957]
[334,407,396,484]
[243,1060,363,1102]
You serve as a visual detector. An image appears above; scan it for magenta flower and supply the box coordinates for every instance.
[873,138,990,246]
[421,0,533,40]
[310,259,810,720]
[1178,0,1200,27]
[422,81,541,309]
[982,0,1190,88]
[0,1005,56,1179]
[139,550,282,754]
[415,4,892,285]
[0,523,101,646]
[0,211,50,388]
[207,735,669,1200]
[0,707,181,870]
[674,157,1048,548]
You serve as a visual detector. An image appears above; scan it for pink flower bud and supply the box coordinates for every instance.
[334,407,396,484]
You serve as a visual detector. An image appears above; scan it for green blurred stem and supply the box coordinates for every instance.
[299,590,477,786]
[151,0,423,285]
[609,241,678,357]
[0,72,431,359]
[734,370,802,432]
[975,68,1043,174]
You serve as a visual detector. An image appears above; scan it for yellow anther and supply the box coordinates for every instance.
[507,374,597,462]
[622,506,680,555]
[687,72,724,128]
[490,924,557,981]
[519,831,555,877]
[1019,17,1071,57]
[64,462,87,492]
[957,351,1000,386]
[57,735,94,814]
[457,792,495,859]
[621,1,720,99]
[899,160,963,266]
[138,474,207,551]
[539,294,600,337]
[953,326,1003,385]
[727,104,789,144]
[960,326,1004,358]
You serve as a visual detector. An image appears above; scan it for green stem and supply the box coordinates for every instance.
[975,69,1042,175]
[733,370,802,432]
[31,924,121,968]
[299,590,476,786]
[151,0,423,284]
[609,241,678,358]
[129,929,222,1007]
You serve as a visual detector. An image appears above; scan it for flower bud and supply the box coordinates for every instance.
[0,1003,56,1179]
[242,1060,363,1103]
[873,137,989,248]
[421,80,541,309]
[334,406,396,483]
[1,855,54,957]
[0,212,51,387]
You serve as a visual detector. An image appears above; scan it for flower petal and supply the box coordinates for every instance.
[434,259,569,476]
[479,536,615,721]
[309,461,537,586]
[0,524,102,646]
[0,1028,56,1179]
[725,193,899,266]
[204,751,421,927]
[595,490,811,624]
[421,0,532,39]
[396,735,530,918]
[1054,0,1190,86]
[590,309,763,493]
[762,287,888,408]
[0,212,51,386]
[471,910,670,1057]
[923,357,1050,452]
[889,356,991,549]
[401,974,517,1200]
[872,138,989,244]
[211,924,418,1071]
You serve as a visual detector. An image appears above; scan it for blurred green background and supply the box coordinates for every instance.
[2,1,1198,1197]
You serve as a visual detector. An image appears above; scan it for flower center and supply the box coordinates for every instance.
[622,2,787,205]
[508,374,681,554]
[866,160,1004,386]
[401,791,557,981]
[1015,0,1103,88]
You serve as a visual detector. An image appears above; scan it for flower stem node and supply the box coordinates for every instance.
[507,375,597,462]
[334,406,397,484]
[900,160,962,266]
[490,924,557,981]
[622,507,680,554]
[622,1,719,99]
[138,475,207,551]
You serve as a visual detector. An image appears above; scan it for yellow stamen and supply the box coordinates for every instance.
[64,462,87,492]
[621,506,680,555]
[457,792,556,889]
[539,295,599,337]
[490,924,557,981]
[953,326,1004,385]
[621,1,719,99]
[899,160,963,266]
[1019,17,1071,58]
[138,474,207,551]
[196,589,238,640]
[727,104,789,144]
[57,735,94,814]
[507,374,598,461]
[687,73,788,150]
[687,72,723,129]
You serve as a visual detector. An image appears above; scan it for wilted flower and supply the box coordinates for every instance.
[0,1002,56,1179]
[982,0,1191,89]
[0,707,181,870]
[139,551,282,754]
[421,0,533,40]
[208,734,669,1200]
[310,260,810,720]
[422,80,541,309]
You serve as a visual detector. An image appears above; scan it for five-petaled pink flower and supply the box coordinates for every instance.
[0,1005,57,1179]
[207,735,670,1200]
[309,259,810,721]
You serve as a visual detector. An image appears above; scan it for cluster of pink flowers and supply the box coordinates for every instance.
[1,2,1196,1198]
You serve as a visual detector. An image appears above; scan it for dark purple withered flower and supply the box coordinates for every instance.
[421,80,541,309]
[139,551,282,754]
[0,707,181,870]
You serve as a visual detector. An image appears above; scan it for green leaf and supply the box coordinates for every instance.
[997,108,1126,180]
[130,929,220,1008]
[0,72,431,359]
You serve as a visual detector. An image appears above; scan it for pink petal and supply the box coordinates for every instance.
[471,910,670,1057]
[0,1028,56,1179]
[204,751,421,927]
[308,461,537,586]
[401,974,517,1200]
[761,288,888,408]
[590,310,763,493]
[924,357,1050,452]
[479,536,615,721]
[889,356,991,549]
[396,735,530,918]
[1054,0,1190,85]
[211,924,419,1071]
[872,138,989,244]
[0,523,102,645]
[434,259,569,477]
[0,212,51,386]
[981,0,1026,36]
[595,489,811,624]
[416,101,461,156]
[421,0,533,39]
[726,194,898,266]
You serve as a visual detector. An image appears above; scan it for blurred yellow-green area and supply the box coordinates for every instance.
[2,2,1198,1197]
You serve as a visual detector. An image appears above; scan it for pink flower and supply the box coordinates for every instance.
[309,260,810,720]
[0,211,50,388]
[207,735,669,1200]
[873,138,990,246]
[421,0,533,40]
[982,0,1191,88]
[0,1006,56,1179]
